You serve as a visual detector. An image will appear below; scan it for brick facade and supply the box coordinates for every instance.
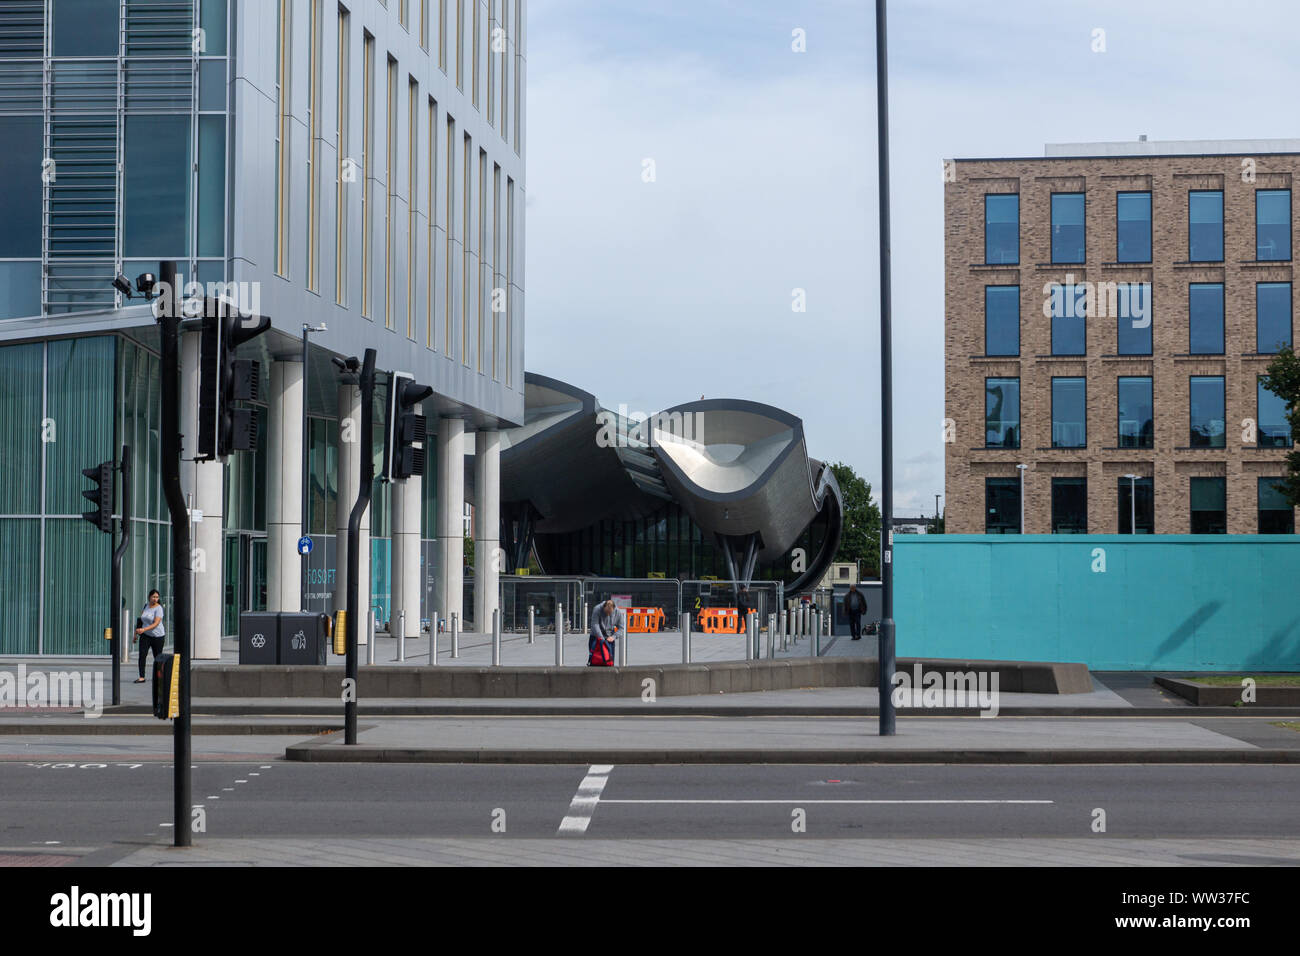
[944,148,1297,534]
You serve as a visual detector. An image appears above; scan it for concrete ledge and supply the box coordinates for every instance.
[284,741,1300,765]
[1155,676,1300,707]
[192,657,1090,698]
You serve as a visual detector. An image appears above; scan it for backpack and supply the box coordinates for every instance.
[588,638,614,667]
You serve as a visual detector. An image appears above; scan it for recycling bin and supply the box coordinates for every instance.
[278,612,327,665]
[239,612,279,664]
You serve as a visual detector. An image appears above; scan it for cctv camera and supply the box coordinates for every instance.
[135,273,157,300]
[112,273,133,298]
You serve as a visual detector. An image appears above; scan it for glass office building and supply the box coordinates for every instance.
[0,0,528,654]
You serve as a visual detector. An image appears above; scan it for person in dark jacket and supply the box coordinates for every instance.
[736,587,751,634]
[843,585,866,641]
[588,599,621,666]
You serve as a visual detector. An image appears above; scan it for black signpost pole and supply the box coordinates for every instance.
[110,445,131,707]
[876,0,897,736]
[345,349,377,746]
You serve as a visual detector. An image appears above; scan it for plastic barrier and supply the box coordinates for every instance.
[699,607,740,634]
[624,607,665,633]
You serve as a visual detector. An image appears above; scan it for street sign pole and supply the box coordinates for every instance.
[109,445,132,707]
[876,0,897,736]
[345,350,377,745]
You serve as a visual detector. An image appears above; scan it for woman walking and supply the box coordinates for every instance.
[134,589,166,683]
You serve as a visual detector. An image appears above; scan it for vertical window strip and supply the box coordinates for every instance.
[420,0,428,49]
[386,56,398,330]
[478,148,486,371]
[408,76,418,340]
[506,176,513,386]
[492,162,500,379]
[501,0,509,140]
[427,97,437,349]
[445,116,455,356]
[362,32,374,318]
[487,0,495,126]
[462,133,471,366]
[439,0,448,71]
[335,6,350,306]
[513,0,521,150]
[275,0,293,277]
[472,0,480,107]
[456,0,464,89]
[307,0,322,292]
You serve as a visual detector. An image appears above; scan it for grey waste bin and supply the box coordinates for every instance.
[239,612,279,664]
[278,612,327,665]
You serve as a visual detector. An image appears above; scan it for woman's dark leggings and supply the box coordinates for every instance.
[138,634,165,678]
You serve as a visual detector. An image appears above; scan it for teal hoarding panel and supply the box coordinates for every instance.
[894,536,1300,671]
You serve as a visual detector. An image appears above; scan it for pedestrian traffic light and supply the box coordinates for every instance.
[198,300,272,460]
[81,460,113,533]
[383,372,433,480]
[152,651,180,720]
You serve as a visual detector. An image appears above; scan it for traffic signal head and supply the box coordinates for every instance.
[81,461,113,534]
[384,373,433,481]
[152,652,180,720]
[198,301,271,460]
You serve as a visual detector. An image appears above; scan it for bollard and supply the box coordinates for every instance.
[492,608,501,666]
[753,611,760,659]
[556,603,565,666]
[618,609,628,667]
[767,613,775,659]
[397,610,406,662]
[809,610,817,658]
[451,612,460,659]
[582,601,588,637]
[683,613,691,663]
[781,608,788,651]
[367,608,376,665]
[744,610,754,661]
[527,605,535,644]
[429,612,438,666]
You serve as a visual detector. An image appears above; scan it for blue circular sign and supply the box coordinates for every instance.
[297,535,313,555]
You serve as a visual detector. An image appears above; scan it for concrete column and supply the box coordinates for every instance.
[266,360,303,612]
[474,430,501,634]
[334,384,370,641]
[179,331,225,659]
[391,468,422,640]
[436,418,465,626]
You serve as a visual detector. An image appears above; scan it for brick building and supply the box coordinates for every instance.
[944,139,1297,535]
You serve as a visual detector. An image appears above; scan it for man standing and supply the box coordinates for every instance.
[843,585,866,641]
[588,599,621,666]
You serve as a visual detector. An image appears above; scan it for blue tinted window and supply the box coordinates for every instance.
[984,194,1018,265]
[1257,282,1292,353]
[1051,285,1086,355]
[124,115,192,258]
[1259,478,1295,534]
[1118,376,1153,449]
[1116,282,1151,354]
[985,377,1019,449]
[0,262,42,320]
[1188,190,1223,261]
[1189,376,1225,448]
[0,117,42,258]
[1257,189,1291,260]
[1189,283,1224,354]
[984,286,1019,356]
[1051,377,1086,448]
[1117,191,1151,262]
[1190,477,1227,534]
[1259,377,1293,448]
[1051,193,1085,263]
[54,0,119,56]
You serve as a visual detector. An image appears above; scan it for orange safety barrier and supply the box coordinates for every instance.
[623,607,665,633]
[699,607,740,634]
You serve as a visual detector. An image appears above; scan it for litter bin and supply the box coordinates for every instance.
[278,612,327,665]
[239,612,279,664]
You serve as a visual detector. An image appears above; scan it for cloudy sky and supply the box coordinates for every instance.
[523,0,1300,517]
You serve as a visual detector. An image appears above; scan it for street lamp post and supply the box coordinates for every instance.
[301,323,327,610]
[1123,473,1138,534]
[875,0,896,736]
[1016,463,1028,534]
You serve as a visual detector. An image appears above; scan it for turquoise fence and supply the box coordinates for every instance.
[894,536,1300,671]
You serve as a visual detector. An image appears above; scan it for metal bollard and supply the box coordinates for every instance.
[492,608,501,666]
[429,612,438,666]
[683,613,691,663]
[781,609,788,651]
[744,611,754,661]
[582,601,588,637]
[451,612,460,659]
[556,603,565,666]
[367,608,376,665]
[809,610,818,658]
[527,605,535,644]
[397,610,406,662]
[767,613,775,659]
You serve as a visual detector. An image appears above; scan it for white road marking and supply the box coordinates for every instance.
[557,765,614,835]
[235,779,248,784]
[600,799,1053,805]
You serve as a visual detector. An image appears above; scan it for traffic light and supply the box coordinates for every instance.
[81,460,113,533]
[152,651,180,720]
[384,372,433,480]
[197,300,272,460]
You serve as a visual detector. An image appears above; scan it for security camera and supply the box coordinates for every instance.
[135,272,157,300]
[112,273,133,298]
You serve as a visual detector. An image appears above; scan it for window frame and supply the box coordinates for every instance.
[983,285,1019,357]
[1115,190,1152,264]
[1187,189,1224,263]
[1050,191,1086,265]
[983,193,1019,266]
[1050,376,1087,449]
[1117,375,1154,450]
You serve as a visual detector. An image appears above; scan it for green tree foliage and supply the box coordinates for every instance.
[1262,347,1300,507]
[830,462,882,577]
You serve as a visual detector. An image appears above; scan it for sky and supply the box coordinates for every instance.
[522,0,1300,518]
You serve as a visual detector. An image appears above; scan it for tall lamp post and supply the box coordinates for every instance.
[875,0,896,736]
[1016,463,1028,534]
[1122,473,1138,534]
[301,322,327,609]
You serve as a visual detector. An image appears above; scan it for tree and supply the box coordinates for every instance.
[463,534,475,570]
[1262,347,1300,507]
[830,462,882,578]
